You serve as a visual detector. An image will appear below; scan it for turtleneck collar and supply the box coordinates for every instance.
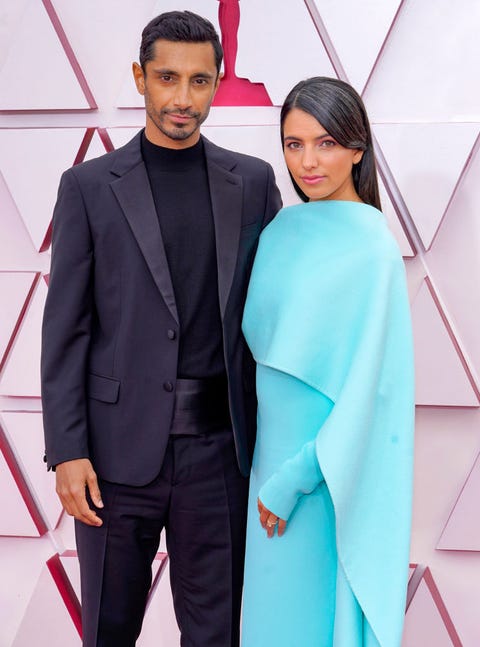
[141,130,204,171]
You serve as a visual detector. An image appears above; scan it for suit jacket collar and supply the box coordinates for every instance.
[203,137,243,318]
[109,131,179,323]
[109,130,243,322]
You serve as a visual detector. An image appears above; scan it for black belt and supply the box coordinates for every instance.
[170,375,231,435]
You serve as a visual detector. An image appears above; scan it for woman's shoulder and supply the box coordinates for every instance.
[329,201,403,266]
[264,201,402,259]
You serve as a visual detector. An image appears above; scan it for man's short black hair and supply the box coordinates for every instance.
[140,10,223,74]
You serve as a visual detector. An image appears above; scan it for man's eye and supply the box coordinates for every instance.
[160,75,172,82]
[193,78,208,85]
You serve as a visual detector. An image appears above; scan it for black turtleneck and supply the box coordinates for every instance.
[141,132,225,379]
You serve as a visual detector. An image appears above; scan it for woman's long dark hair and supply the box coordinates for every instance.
[280,77,381,210]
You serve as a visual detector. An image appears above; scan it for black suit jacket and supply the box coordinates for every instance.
[41,131,282,485]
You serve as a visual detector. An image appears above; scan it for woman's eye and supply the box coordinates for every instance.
[286,141,302,150]
[319,139,336,148]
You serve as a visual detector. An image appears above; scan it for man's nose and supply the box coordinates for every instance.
[173,81,192,109]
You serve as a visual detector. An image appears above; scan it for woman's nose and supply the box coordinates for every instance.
[301,147,318,170]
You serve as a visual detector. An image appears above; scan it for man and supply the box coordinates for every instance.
[41,10,281,647]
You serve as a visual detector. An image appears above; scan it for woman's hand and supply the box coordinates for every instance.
[257,498,287,538]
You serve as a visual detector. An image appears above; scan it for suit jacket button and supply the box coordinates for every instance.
[163,381,174,392]
[167,329,176,340]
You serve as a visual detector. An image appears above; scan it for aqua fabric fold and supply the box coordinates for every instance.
[242,200,414,647]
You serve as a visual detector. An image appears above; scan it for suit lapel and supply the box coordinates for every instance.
[109,133,243,324]
[110,133,178,323]
[204,138,243,319]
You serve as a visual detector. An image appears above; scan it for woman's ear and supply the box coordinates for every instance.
[353,149,364,164]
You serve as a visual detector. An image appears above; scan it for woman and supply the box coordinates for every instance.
[241,77,414,647]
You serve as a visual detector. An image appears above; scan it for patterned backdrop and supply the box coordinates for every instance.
[0,1,479,645]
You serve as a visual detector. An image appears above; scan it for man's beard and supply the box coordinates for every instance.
[149,107,203,142]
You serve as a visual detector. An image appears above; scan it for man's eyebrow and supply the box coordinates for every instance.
[151,68,177,75]
[191,72,216,79]
[150,68,215,79]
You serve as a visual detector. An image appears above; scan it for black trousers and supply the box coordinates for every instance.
[75,428,248,647]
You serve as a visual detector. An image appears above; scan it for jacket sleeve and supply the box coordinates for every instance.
[261,163,282,229]
[41,168,93,469]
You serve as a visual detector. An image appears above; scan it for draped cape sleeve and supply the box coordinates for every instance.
[242,201,414,647]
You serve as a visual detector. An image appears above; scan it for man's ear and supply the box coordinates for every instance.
[132,62,145,95]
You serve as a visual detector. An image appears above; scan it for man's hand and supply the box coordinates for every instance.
[257,498,287,538]
[55,458,104,526]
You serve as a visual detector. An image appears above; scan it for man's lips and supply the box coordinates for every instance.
[300,175,326,185]
[167,112,196,122]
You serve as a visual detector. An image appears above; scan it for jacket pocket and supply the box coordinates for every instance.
[87,373,120,403]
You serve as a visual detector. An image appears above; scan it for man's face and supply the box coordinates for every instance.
[133,39,219,149]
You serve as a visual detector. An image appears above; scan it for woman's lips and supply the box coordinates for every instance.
[300,175,326,185]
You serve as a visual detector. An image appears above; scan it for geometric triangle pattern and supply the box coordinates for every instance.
[374,124,479,250]
[12,562,81,647]
[0,278,48,398]
[82,129,112,162]
[424,133,480,383]
[32,549,175,644]
[106,127,142,150]
[0,433,41,537]
[0,272,38,373]
[0,172,44,272]
[437,451,480,551]
[377,174,414,258]
[2,411,63,531]
[0,411,49,536]
[362,0,480,123]
[235,0,335,105]
[0,129,89,251]
[0,0,94,111]
[59,550,82,603]
[305,0,403,92]
[403,565,462,647]
[1,1,480,644]
[54,513,77,553]
[46,553,82,637]
[0,535,55,646]
[411,279,479,406]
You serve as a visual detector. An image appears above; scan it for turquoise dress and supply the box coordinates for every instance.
[241,201,414,647]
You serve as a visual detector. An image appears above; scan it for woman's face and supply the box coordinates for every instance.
[283,108,364,202]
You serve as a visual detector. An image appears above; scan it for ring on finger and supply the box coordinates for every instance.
[266,518,278,528]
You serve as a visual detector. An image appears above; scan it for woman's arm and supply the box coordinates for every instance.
[257,439,325,536]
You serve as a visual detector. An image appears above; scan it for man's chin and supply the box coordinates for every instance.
[158,122,197,142]
[168,128,195,141]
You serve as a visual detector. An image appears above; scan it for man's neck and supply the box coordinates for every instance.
[144,124,201,150]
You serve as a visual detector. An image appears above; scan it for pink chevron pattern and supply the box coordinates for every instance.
[404,564,462,646]
[0,0,478,644]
